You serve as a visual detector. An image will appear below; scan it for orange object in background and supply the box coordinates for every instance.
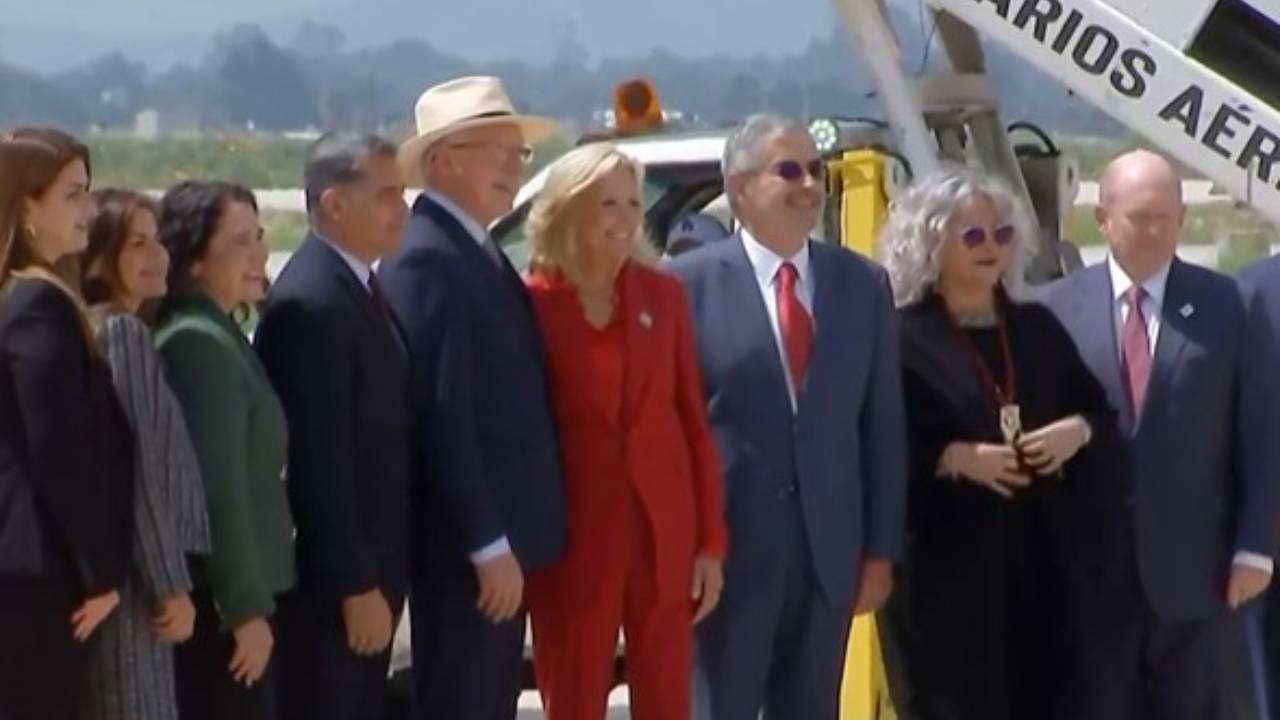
[612,78,664,135]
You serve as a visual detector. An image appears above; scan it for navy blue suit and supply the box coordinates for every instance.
[670,235,908,720]
[254,234,414,720]
[1039,258,1280,720]
[1236,254,1280,720]
[377,195,565,720]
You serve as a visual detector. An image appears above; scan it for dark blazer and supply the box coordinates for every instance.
[254,234,413,603]
[156,294,296,629]
[1237,253,1280,720]
[525,263,726,606]
[0,276,133,595]
[670,234,908,608]
[377,195,564,572]
[1040,259,1280,620]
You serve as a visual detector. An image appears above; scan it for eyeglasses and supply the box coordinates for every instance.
[445,142,535,165]
[770,159,826,182]
[959,224,1015,248]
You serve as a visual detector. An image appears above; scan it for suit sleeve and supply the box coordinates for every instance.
[254,298,374,599]
[160,327,274,628]
[1231,285,1280,559]
[7,282,127,594]
[386,256,506,557]
[858,268,909,561]
[1036,305,1123,482]
[102,314,192,601]
[670,280,727,558]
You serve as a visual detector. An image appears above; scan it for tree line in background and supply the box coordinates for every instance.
[1,10,1129,136]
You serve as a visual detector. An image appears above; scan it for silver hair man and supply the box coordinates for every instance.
[877,164,1039,307]
[721,113,812,211]
[303,131,399,223]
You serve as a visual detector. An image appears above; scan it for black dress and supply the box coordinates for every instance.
[877,291,1118,720]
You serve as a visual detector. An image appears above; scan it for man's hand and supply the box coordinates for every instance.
[1227,564,1272,609]
[152,593,197,644]
[342,588,395,655]
[72,590,120,641]
[691,555,724,625]
[853,559,893,615]
[475,552,523,622]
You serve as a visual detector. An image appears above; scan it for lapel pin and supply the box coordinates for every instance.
[1179,303,1194,318]
[639,311,653,329]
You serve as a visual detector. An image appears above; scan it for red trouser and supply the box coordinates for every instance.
[527,488,692,720]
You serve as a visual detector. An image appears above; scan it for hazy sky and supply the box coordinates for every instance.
[4,0,840,71]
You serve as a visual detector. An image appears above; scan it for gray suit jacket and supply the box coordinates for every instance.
[1039,259,1280,620]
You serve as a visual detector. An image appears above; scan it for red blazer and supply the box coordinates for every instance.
[525,261,727,607]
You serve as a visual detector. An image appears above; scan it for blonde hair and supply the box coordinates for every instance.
[525,142,659,281]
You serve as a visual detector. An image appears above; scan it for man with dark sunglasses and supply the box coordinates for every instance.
[1040,149,1280,720]
[669,113,907,720]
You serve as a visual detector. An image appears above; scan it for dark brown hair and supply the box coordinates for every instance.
[0,128,91,286]
[0,128,94,341]
[157,180,260,320]
[83,188,161,324]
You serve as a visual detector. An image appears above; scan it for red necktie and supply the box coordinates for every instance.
[775,262,812,392]
[1121,285,1152,416]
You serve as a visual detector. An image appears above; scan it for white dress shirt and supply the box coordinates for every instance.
[740,230,814,412]
[422,191,513,565]
[1107,256,1272,574]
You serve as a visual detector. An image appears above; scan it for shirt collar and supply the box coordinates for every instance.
[740,229,811,288]
[425,189,489,246]
[314,231,373,290]
[1107,254,1171,307]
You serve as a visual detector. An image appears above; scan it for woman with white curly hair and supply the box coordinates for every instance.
[873,165,1120,720]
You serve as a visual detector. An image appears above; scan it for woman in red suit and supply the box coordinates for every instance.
[523,141,728,720]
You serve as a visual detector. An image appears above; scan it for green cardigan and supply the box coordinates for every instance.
[156,295,295,630]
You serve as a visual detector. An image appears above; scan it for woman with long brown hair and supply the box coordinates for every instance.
[81,188,211,720]
[0,127,134,720]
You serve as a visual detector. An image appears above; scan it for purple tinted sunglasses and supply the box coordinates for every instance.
[959,224,1015,248]
[772,159,826,182]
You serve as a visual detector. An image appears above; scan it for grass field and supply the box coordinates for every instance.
[86,133,575,190]
[100,132,1266,255]
[86,132,1164,190]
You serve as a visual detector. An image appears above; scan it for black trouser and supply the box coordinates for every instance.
[275,588,403,720]
[0,578,87,720]
[174,589,280,720]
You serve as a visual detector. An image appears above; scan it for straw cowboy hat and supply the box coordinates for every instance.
[398,76,558,187]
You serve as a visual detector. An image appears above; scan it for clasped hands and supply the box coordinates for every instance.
[936,415,1090,498]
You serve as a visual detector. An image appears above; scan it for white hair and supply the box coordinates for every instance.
[721,114,812,217]
[877,164,1039,307]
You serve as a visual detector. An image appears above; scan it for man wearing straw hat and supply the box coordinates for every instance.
[377,76,566,720]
